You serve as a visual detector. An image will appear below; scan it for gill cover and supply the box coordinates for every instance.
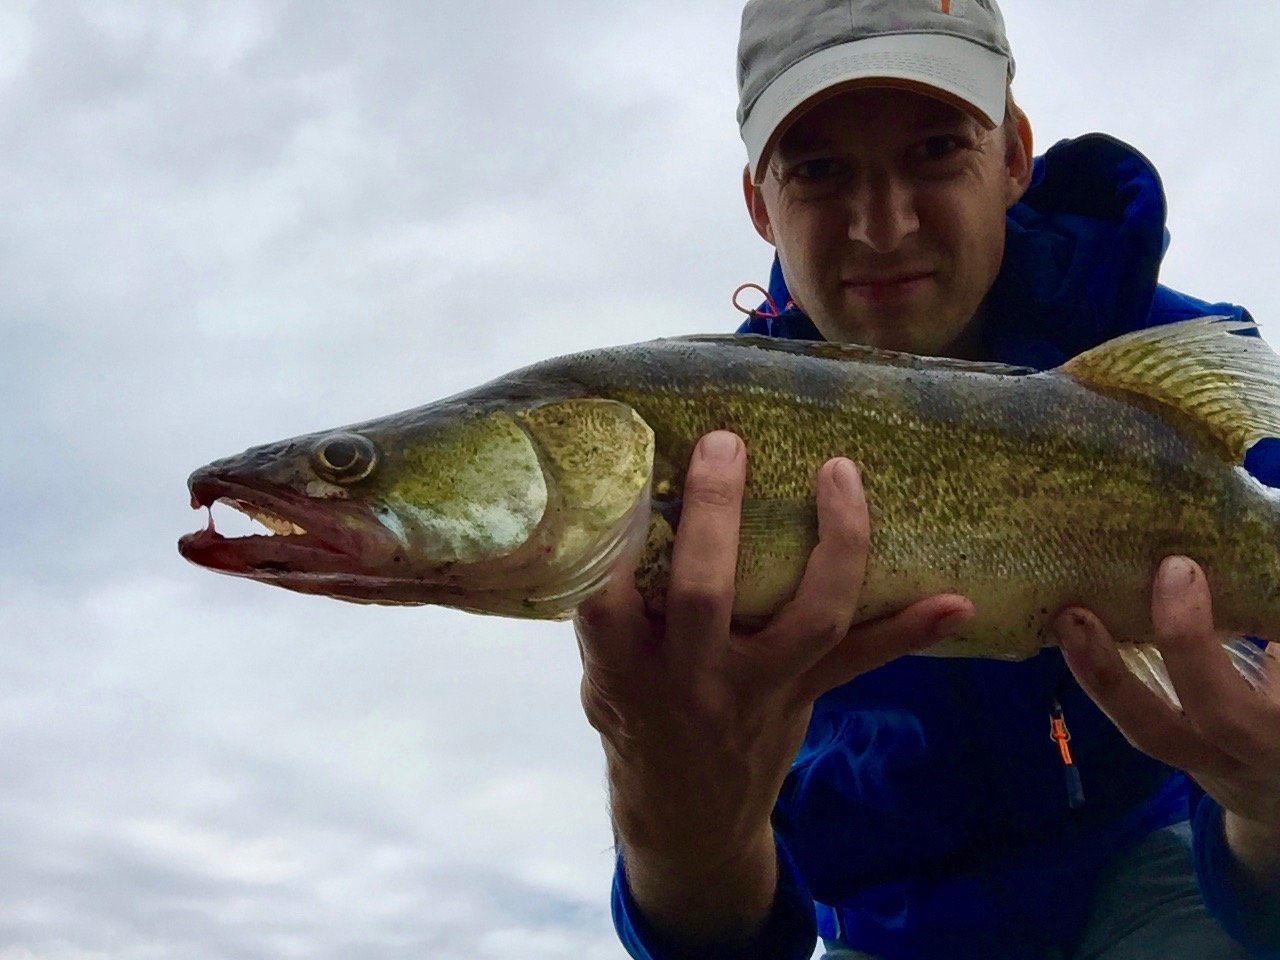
[383,411,549,564]
[516,398,654,581]
[381,398,655,619]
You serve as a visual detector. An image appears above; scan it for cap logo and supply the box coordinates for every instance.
[940,0,951,12]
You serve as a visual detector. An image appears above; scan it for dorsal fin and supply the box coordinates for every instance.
[669,333,1038,377]
[1058,316,1280,462]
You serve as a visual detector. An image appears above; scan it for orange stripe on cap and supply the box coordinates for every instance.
[941,0,951,12]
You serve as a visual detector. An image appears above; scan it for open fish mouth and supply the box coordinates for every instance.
[178,474,377,576]
[223,501,308,537]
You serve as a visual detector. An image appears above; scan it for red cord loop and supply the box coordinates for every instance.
[732,282,790,321]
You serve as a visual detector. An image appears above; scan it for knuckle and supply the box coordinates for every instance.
[579,673,629,738]
[1119,723,1181,764]
[827,516,869,554]
[1157,626,1202,649]
[794,609,851,648]
[856,606,926,647]
[578,676,607,729]
[813,492,869,552]
[1087,658,1133,699]
[666,579,729,620]
[573,602,612,642]
[683,474,740,512]
[1190,709,1252,749]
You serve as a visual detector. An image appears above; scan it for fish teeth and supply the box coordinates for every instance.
[250,510,307,536]
[230,500,307,536]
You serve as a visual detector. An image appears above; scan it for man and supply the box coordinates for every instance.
[576,1,1280,958]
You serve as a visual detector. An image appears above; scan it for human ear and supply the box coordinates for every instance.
[743,166,776,245]
[1004,107,1034,206]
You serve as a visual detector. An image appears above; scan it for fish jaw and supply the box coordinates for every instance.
[178,470,405,591]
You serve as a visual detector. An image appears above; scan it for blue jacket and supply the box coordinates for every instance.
[611,135,1278,960]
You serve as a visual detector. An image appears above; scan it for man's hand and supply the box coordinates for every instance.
[1054,556,1280,886]
[574,430,973,949]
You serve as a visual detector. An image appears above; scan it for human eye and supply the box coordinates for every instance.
[790,157,843,181]
[907,133,978,178]
[915,135,965,161]
[793,158,844,180]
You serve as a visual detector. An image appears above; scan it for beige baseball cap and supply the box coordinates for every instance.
[738,0,1015,182]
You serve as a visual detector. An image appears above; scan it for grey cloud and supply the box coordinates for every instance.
[5,2,1280,959]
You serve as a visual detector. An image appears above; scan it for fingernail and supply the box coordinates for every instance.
[832,458,859,497]
[698,431,740,465]
[1156,556,1196,597]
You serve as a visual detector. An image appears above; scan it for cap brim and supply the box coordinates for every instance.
[742,33,1010,183]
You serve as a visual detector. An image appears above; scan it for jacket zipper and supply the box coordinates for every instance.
[1050,697,1086,809]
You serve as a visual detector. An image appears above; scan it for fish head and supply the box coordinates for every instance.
[179,397,655,618]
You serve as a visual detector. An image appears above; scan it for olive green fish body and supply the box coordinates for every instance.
[510,334,1280,657]
[179,317,1280,663]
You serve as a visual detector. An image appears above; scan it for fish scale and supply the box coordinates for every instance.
[586,347,1233,653]
[180,318,1280,691]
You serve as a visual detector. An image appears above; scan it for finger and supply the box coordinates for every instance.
[1055,605,1240,776]
[762,458,869,665]
[663,431,747,653]
[1264,642,1280,685]
[799,594,974,699]
[1150,556,1280,766]
[574,565,660,738]
[575,557,651,670]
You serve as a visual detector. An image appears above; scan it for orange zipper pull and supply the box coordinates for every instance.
[1050,698,1085,809]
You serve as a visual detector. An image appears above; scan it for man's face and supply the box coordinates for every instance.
[745,87,1031,357]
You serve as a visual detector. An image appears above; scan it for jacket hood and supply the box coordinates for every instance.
[985,134,1169,367]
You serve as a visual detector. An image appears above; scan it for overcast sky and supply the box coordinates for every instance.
[4,2,1280,959]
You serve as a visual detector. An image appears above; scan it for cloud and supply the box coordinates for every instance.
[0,561,619,957]
[3,2,1280,959]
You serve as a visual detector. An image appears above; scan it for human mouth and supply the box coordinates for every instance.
[843,271,934,303]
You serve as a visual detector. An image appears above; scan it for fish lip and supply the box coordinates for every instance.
[186,473,312,522]
[178,472,374,572]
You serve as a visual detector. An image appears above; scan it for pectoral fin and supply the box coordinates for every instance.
[1118,637,1273,710]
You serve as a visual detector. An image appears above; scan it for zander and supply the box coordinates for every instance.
[179,317,1280,688]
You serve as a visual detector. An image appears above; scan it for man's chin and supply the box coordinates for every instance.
[820,315,946,356]
[818,304,979,358]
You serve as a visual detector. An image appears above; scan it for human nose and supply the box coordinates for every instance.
[845,173,919,253]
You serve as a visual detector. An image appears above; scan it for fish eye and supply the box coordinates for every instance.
[312,433,377,484]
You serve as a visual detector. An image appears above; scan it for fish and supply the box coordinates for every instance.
[179,316,1280,695]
